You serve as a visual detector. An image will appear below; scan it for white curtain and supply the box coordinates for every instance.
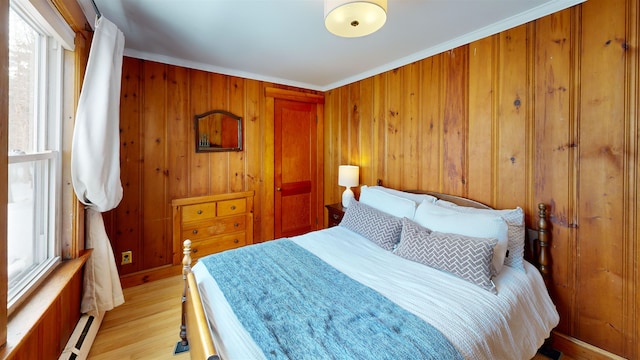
[71,16,125,315]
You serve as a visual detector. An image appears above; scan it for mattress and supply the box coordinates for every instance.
[192,226,559,360]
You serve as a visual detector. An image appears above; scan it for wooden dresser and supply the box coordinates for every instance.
[172,191,254,264]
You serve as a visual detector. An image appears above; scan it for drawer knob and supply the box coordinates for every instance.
[332,214,339,220]
[197,210,203,215]
[192,229,198,234]
[192,248,198,253]
[234,239,239,244]
[230,205,236,210]
[234,223,239,227]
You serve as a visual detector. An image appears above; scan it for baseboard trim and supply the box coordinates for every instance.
[550,331,627,360]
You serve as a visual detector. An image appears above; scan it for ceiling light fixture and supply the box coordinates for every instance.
[324,0,387,38]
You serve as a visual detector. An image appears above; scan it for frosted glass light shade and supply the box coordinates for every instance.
[338,165,359,207]
[324,0,387,38]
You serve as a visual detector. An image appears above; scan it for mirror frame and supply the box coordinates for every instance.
[194,109,243,152]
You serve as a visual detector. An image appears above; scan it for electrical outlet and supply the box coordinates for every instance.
[121,251,133,265]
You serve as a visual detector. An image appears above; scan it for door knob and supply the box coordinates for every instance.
[276,187,281,192]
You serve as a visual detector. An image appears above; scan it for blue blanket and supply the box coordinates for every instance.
[200,239,464,360]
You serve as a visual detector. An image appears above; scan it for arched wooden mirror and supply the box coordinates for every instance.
[194,110,243,152]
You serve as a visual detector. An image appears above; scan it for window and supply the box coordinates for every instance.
[7,3,64,310]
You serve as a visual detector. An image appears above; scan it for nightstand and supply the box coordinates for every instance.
[325,202,346,228]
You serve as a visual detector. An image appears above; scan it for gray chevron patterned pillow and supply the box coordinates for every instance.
[396,218,498,294]
[436,200,525,272]
[340,200,403,251]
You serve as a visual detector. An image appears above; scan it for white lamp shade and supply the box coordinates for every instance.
[338,165,359,187]
[338,165,359,207]
[324,0,387,38]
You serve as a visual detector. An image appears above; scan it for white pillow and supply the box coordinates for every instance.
[436,199,525,271]
[359,185,417,219]
[366,185,437,205]
[414,200,509,275]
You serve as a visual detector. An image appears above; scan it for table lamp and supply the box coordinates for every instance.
[338,165,359,207]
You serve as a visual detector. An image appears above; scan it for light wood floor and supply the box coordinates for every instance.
[87,275,567,360]
[88,275,189,360]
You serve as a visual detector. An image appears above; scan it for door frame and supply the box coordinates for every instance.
[263,87,324,242]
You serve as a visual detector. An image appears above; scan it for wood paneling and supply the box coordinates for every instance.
[324,0,640,357]
[1,254,87,359]
[109,0,640,357]
[418,57,443,193]
[496,26,529,209]
[110,60,323,278]
[114,57,143,274]
[577,0,629,353]
[533,8,576,336]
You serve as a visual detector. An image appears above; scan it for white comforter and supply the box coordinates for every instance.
[192,226,559,360]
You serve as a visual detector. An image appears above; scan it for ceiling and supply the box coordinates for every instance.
[76,0,585,91]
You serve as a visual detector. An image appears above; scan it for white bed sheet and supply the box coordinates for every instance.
[192,226,559,360]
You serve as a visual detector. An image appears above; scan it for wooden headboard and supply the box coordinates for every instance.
[419,191,493,209]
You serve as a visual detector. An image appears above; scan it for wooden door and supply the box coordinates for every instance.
[274,99,318,238]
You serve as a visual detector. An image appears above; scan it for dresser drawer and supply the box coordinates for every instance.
[190,232,246,261]
[173,191,254,265]
[217,198,246,217]
[182,202,217,223]
[182,214,246,240]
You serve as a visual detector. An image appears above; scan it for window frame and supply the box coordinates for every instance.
[6,1,65,313]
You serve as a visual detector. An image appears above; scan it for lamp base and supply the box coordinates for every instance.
[342,187,355,207]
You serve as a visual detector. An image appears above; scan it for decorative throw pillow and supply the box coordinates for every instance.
[396,218,497,294]
[359,185,417,219]
[436,200,525,272]
[413,200,508,275]
[339,200,403,251]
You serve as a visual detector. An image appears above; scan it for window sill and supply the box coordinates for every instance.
[0,249,91,359]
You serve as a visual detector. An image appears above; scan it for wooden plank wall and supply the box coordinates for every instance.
[107,59,322,278]
[2,262,84,359]
[325,0,639,357]
[108,0,638,357]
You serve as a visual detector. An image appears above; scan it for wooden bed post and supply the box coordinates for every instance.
[537,204,550,284]
[180,239,219,359]
[177,239,192,353]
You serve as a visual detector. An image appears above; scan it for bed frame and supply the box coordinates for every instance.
[177,192,551,359]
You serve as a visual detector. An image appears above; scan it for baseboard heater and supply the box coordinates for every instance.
[59,311,105,360]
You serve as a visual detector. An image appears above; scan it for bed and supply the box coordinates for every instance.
[178,186,559,360]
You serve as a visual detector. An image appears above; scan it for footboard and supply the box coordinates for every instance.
[181,240,218,360]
